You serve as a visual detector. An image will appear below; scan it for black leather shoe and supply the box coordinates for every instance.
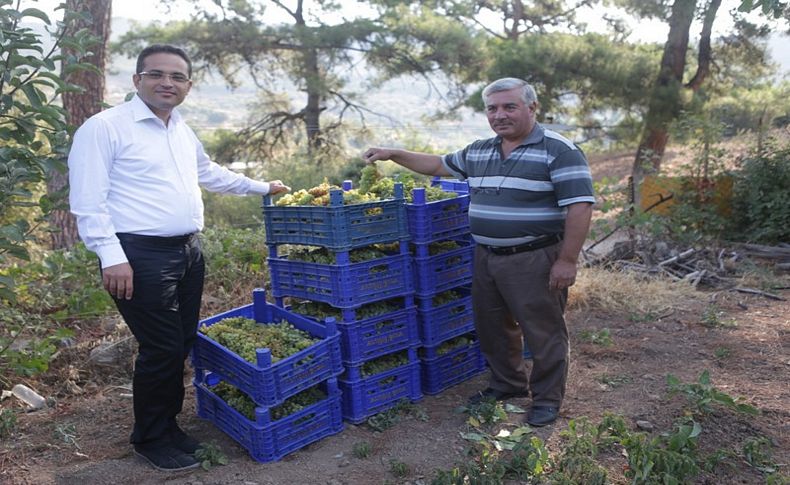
[525,405,559,427]
[133,445,200,471]
[169,425,202,455]
[468,387,529,405]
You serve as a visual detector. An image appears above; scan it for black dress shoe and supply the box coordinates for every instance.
[468,387,529,405]
[133,445,200,471]
[525,405,559,427]
[169,425,202,455]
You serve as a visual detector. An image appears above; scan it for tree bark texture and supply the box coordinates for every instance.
[631,0,696,210]
[49,0,111,249]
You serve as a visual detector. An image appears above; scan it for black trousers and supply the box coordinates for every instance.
[112,232,205,448]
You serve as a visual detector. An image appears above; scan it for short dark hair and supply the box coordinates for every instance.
[136,44,192,77]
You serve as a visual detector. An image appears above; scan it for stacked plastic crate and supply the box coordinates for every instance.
[408,186,487,395]
[430,177,533,362]
[263,183,423,424]
[191,288,345,462]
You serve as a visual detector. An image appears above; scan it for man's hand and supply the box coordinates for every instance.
[363,147,394,164]
[268,180,291,195]
[103,262,134,300]
[549,259,577,290]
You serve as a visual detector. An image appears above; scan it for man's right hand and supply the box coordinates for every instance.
[103,262,134,300]
[363,147,395,164]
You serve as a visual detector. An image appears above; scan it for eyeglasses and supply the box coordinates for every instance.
[137,71,190,83]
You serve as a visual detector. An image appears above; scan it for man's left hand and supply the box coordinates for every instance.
[549,259,577,290]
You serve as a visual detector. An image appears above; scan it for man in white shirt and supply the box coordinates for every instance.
[68,44,289,471]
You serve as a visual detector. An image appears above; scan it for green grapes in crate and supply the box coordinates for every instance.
[275,180,378,207]
[291,298,401,322]
[362,165,456,203]
[213,381,327,421]
[433,333,473,356]
[431,289,464,307]
[360,350,410,377]
[285,245,392,264]
[200,317,318,364]
[426,240,461,256]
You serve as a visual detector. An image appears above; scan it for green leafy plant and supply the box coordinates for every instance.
[389,459,410,478]
[742,436,776,473]
[578,328,613,347]
[713,346,731,359]
[596,374,631,389]
[351,441,371,459]
[620,419,702,484]
[366,399,427,432]
[194,442,229,470]
[666,370,759,416]
[461,399,509,427]
[53,423,80,449]
[0,409,16,438]
[700,304,737,328]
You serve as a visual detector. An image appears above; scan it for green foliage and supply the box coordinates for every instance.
[742,436,777,473]
[389,459,410,478]
[366,398,427,432]
[596,373,632,389]
[53,423,80,449]
[0,408,16,438]
[713,347,731,359]
[0,2,98,302]
[351,441,372,459]
[619,418,702,484]
[200,227,269,309]
[578,328,613,347]
[700,304,737,328]
[194,442,229,470]
[728,147,790,244]
[666,370,759,416]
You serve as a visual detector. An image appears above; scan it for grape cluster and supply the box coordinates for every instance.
[275,180,378,207]
[426,240,461,256]
[212,381,327,422]
[285,245,392,264]
[364,168,457,203]
[200,317,318,364]
[360,350,410,377]
[431,289,464,307]
[432,333,473,356]
[291,298,400,322]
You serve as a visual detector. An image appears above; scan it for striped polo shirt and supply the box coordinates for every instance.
[441,123,595,247]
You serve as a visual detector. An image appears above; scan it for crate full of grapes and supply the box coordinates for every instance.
[289,296,419,365]
[338,348,422,423]
[415,287,474,347]
[412,237,474,296]
[419,333,486,395]
[406,187,470,244]
[262,181,408,250]
[430,176,469,194]
[192,289,343,407]
[195,374,343,463]
[268,242,413,308]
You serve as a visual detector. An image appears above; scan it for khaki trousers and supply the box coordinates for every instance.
[472,242,568,407]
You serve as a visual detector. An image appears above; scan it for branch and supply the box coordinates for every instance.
[685,0,722,90]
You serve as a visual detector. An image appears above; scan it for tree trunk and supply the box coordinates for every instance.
[304,47,323,156]
[49,0,111,249]
[631,0,696,211]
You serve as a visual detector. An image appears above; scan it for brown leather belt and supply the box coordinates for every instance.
[483,234,563,255]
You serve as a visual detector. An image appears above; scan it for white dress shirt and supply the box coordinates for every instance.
[68,94,271,268]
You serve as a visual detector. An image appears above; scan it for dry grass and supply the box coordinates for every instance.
[570,266,702,315]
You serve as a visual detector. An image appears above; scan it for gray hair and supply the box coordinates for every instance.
[482,78,537,105]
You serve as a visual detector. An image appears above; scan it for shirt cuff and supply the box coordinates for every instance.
[247,180,271,195]
[97,243,129,269]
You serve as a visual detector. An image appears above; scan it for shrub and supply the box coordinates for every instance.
[728,148,790,244]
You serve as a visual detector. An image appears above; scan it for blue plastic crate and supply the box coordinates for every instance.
[195,376,343,463]
[406,188,470,244]
[289,296,419,365]
[269,243,413,308]
[431,176,470,194]
[415,287,475,347]
[412,238,474,296]
[262,184,408,250]
[192,289,344,407]
[420,336,486,395]
[339,348,422,423]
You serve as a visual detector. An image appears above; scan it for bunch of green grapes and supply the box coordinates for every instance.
[434,333,473,356]
[286,245,390,264]
[360,350,410,377]
[423,186,457,202]
[358,164,381,194]
[426,240,461,256]
[269,386,327,421]
[213,381,257,420]
[431,289,464,307]
[200,317,318,364]
[292,298,399,322]
[363,167,456,203]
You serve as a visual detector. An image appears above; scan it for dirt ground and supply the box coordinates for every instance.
[1,285,788,485]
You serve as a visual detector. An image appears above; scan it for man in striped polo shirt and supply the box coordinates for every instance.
[363,77,594,427]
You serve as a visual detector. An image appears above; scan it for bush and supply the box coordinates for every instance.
[728,148,790,244]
